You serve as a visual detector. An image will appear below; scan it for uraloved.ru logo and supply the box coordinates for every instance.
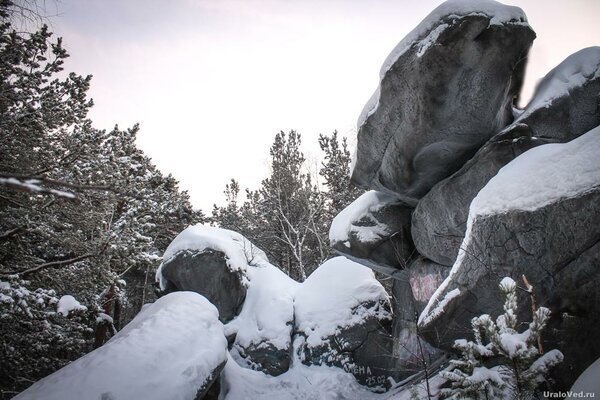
[543,391,596,398]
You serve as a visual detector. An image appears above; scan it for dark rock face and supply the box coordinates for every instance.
[406,257,450,311]
[544,241,600,389]
[390,262,448,379]
[419,188,600,388]
[351,12,535,204]
[411,47,600,266]
[331,192,415,269]
[196,360,226,400]
[296,303,396,389]
[234,341,291,377]
[160,250,246,323]
[411,127,553,266]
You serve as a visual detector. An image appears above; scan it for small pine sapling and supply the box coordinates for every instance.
[439,276,563,400]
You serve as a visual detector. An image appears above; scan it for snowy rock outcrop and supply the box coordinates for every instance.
[157,225,297,376]
[226,262,298,376]
[412,47,600,266]
[14,292,228,400]
[330,191,415,269]
[156,226,261,322]
[293,257,395,388]
[351,0,534,204]
[418,127,600,387]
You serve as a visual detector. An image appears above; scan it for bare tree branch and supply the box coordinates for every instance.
[0,225,27,241]
[2,253,94,277]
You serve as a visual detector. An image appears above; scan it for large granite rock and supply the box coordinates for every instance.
[351,1,535,204]
[412,47,600,266]
[156,226,274,323]
[293,257,395,389]
[226,263,298,377]
[158,249,247,323]
[330,191,415,269]
[418,127,600,388]
[14,292,228,400]
[156,226,300,377]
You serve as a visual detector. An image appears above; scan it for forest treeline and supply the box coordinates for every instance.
[0,2,360,396]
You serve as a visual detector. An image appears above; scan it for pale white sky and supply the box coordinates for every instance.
[50,0,600,212]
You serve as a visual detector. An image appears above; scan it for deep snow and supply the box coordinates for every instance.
[14,292,227,400]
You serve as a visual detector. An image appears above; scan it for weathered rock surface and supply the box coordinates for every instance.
[330,190,415,269]
[418,127,600,388]
[293,257,395,388]
[232,342,291,377]
[412,47,600,266]
[351,2,534,204]
[411,127,553,266]
[159,249,247,323]
[390,260,448,378]
[406,257,450,312]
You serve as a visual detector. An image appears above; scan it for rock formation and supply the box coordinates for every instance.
[411,47,600,266]
[417,127,600,387]
[332,0,600,393]
[351,1,535,205]
[293,257,394,387]
[329,190,415,269]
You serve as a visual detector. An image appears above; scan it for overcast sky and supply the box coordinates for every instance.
[49,0,600,212]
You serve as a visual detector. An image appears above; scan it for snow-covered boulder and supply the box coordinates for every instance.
[14,292,228,400]
[226,263,299,376]
[418,126,600,388]
[513,46,600,141]
[412,47,600,266]
[156,225,269,322]
[351,0,534,204]
[293,256,394,388]
[329,190,415,269]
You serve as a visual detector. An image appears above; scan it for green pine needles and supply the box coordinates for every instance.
[439,277,563,400]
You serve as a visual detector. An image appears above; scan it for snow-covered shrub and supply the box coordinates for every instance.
[0,278,97,396]
[439,277,563,400]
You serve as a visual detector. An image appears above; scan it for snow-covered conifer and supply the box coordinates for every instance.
[440,277,563,400]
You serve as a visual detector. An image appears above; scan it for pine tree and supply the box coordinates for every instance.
[318,130,363,217]
[211,131,328,281]
[0,5,204,393]
[440,277,564,400]
[212,131,365,281]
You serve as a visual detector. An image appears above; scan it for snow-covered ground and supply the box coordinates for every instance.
[220,353,381,400]
[571,357,600,396]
